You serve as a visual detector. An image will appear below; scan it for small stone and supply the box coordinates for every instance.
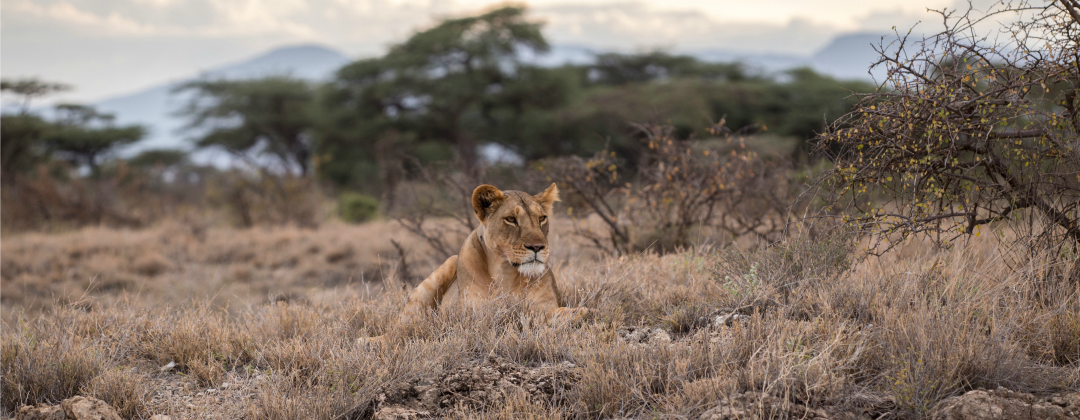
[712,313,749,329]
[649,329,672,344]
[14,404,66,420]
[60,396,123,420]
[374,406,432,420]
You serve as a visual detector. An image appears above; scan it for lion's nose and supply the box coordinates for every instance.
[525,244,545,253]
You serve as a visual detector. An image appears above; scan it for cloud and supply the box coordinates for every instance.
[534,2,840,54]
[1,0,968,102]
[4,0,167,35]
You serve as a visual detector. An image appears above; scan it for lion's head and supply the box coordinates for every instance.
[471,183,560,278]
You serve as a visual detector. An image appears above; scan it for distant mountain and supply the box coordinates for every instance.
[809,33,890,82]
[205,44,353,80]
[539,34,891,80]
[93,35,889,162]
[690,33,889,81]
[94,45,350,160]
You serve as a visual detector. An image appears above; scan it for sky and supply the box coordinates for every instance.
[2,0,958,103]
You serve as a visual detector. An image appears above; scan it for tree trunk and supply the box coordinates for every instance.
[456,131,479,179]
[376,132,404,211]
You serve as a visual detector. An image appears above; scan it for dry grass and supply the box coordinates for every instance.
[0,220,450,324]
[1,220,1078,419]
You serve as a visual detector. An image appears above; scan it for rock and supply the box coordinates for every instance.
[14,404,66,420]
[1050,393,1080,415]
[711,313,749,329]
[376,356,579,416]
[618,326,672,345]
[60,396,123,420]
[15,397,124,420]
[648,329,672,344]
[928,388,1079,420]
[373,406,432,420]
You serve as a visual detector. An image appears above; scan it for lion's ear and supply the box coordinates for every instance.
[472,184,505,222]
[534,183,560,213]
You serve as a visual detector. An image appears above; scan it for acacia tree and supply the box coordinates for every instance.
[0,78,70,114]
[819,1,1080,252]
[326,6,551,178]
[1,79,70,175]
[44,104,145,175]
[177,77,315,175]
[590,52,751,85]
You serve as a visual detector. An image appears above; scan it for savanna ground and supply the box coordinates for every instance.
[2,215,1078,419]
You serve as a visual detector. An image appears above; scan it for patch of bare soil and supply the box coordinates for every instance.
[143,371,264,420]
[373,356,578,418]
[927,388,1080,420]
[698,391,891,420]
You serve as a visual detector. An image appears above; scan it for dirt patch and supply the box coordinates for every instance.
[928,388,1080,420]
[374,356,579,417]
[700,392,830,419]
[143,371,264,420]
[698,391,887,420]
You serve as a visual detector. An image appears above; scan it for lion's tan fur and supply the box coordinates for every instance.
[364,184,588,344]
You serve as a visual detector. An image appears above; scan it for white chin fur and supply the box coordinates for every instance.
[517,262,547,278]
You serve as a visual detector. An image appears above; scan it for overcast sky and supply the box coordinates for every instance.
[2,0,956,103]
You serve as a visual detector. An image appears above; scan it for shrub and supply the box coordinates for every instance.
[83,369,151,419]
[338,192,380,224]
[545,122,800,255]
[210,172,322,228]
[1,333,102,412]
[818,2,1080,255]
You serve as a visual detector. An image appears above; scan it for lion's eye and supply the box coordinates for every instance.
[538,216,547,223]
[505,217,517,224]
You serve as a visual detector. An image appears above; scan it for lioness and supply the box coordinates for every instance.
[363,184,589,343]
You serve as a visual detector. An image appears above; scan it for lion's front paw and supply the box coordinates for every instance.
[356,335,388,347]
[553,307,593,324]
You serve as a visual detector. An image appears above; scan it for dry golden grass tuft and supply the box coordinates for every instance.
[1,221,1078,419]
[84,369,152,419]
[0,220,441,324]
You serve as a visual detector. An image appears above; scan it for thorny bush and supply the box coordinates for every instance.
[545,122,801,255]
[819,1,1080,261]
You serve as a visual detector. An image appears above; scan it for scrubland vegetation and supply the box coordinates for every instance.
[3,1,1080,419]
[2,222,1078,419]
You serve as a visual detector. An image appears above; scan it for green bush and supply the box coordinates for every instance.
[338,193,379,224]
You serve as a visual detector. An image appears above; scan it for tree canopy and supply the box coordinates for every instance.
[176,77,315,175]
[44,104,145,174]
[1,80,146,178]
[314,6,874,191]
[1,78,70,113]
[322,6,554,180]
